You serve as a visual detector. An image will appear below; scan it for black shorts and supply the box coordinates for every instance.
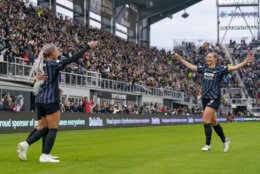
[202,99,220,111]
[36,103,60,120]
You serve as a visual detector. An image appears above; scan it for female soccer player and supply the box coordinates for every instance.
[17,41,97,162]
[172,52,253,152]
[17,41,60,161]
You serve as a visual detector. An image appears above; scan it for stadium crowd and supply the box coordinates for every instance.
[0,0,242,98]
[59,97,203,116]
[229,39,260,100]
[0,0,258,116]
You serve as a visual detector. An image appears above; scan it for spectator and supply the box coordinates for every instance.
[82,96,95,113]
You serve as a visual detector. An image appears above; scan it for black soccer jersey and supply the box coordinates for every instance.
[197,65,228,100]
[35,45,90,104]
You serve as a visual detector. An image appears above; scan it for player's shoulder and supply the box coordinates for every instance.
[47,60,62,66]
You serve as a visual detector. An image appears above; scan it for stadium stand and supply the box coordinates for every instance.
[0,0,258,116]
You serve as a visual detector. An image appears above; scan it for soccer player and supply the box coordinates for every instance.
[172,52,253,152]
[17,41,60,161]
[17,41,97,162]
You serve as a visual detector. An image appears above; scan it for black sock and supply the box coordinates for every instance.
[43,129,58,154]
[213,124,226,143]
[204,123,212,146]
[42,130,48,153]
[26,128,49,145]
[26,128,37,141]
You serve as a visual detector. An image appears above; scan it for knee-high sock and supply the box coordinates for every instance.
[213,124,226,143]
[26,128,37,141]
[42,130,49,153]
[26,128,49,145]
[43,129,58,154]
[204,123,212,146]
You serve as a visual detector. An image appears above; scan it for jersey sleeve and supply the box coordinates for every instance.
[197,66,205,74]
[220,66,228,75]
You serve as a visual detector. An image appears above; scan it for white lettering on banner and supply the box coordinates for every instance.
[89,117,103,127]
[106,118,150,125]
[0,118,85,130]
[162,118,187,123]
[0,119,11,127]
[151,117,160,125]
[68,119,86,127]
[12,120,29,130]
[244,117,256,121]
[112,93,127,100]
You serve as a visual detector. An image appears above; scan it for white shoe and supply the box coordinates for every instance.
[17,141,29,161]
[39,154,60,163]
[201,145,211,152]
[49,154,59,159]
[223,138,230,152]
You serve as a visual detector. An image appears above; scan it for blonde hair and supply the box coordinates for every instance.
[29,44,56,78]
[208,52,219,66]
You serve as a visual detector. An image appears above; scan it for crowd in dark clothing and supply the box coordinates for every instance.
[0,0,258,115]
[0,0,232,98]
[59,97,203,115]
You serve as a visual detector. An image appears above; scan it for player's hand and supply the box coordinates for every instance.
[246,56,253,63]
[88,41,98,49]
[37,73,48,81]
[29,40,35,45]
[59,88,63,95]
[171,54,181,61]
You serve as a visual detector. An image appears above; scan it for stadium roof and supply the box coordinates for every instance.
[116,0,202,24]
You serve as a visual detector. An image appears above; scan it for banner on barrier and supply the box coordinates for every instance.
[0,112,259,134]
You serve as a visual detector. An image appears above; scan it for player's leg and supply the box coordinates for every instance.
[211,112,230,152]
[201,106,215,151]
[40,103,60,163]
[17,104,48,161]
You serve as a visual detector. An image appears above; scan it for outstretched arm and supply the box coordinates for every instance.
[172,54,197,71]
[61,41,97,69]
[228,56,253,72]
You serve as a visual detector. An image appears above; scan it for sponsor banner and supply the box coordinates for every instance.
[220,11,258,18]
[0,112,259,134]
[244,117,256,121]
[151,117,160,125]
[220,26,258,30]
[89,117,103,127]
[97,91,137,101]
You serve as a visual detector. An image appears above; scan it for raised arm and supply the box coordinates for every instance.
[228,55,253,72]
[172,54,197,71]
[61,41,97,69]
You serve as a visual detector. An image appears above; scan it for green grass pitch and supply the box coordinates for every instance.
[0,122,259,174]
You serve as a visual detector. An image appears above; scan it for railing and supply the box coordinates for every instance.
[222,88,244,95]
[0,57,184,100]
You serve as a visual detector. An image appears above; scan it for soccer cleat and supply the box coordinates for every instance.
[223,138,230,152]
[39,154,60,163]
[49,154,59,159]
[17,141,29,161]
[201,145,211,152]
